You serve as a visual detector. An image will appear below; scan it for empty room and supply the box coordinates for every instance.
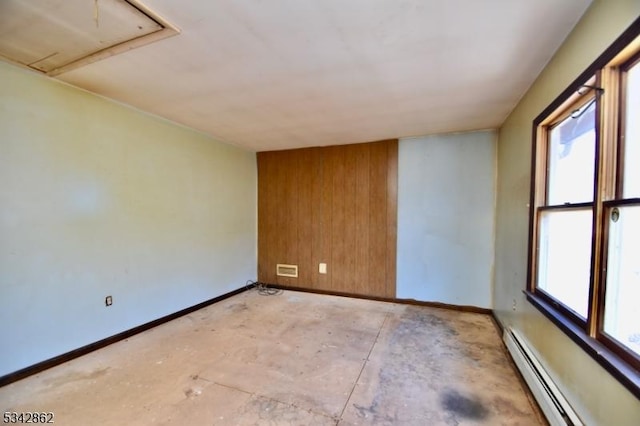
[1,0,639,425]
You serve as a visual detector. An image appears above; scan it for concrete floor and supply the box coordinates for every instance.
[0,289,545,425]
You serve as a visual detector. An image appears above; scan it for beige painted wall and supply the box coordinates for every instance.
[494,1,640,424]
[0,62,257,377]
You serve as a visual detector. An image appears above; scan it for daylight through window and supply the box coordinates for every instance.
[528,29,640,394]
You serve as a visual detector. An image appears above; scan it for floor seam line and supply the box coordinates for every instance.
[209,380,254,395]
[206,380,337,421]
[337,311,389,422]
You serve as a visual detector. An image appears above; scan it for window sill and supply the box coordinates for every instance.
[525,291,640,399]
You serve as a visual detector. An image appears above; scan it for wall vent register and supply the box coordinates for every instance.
[276,264,298,278]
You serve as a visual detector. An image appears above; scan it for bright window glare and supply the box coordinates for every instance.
[537,209,592,318]
[604,205,640,356]
[547,100,596,205]
[623,62,640,198]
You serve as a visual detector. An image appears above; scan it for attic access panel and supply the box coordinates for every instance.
[0,0,178,76]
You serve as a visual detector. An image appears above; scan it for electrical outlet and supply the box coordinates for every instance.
[105,295,113,306]
[319,263,327,274]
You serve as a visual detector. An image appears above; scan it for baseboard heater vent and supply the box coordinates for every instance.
[276,264,298,278]
[504,328,583,426]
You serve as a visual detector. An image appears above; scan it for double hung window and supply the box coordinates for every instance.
[528,24,640,395]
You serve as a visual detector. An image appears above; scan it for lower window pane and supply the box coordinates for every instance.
[604,205,640,357]
[537,209,592,318]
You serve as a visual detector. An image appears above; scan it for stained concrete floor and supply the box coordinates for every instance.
[0,289,545,425]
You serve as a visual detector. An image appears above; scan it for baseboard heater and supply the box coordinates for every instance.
[503,328,583,426]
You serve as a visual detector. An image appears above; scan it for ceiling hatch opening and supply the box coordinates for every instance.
[0,0,179,76]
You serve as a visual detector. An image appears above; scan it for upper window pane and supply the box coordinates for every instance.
[623,61,640,198]
[547,100,596,205]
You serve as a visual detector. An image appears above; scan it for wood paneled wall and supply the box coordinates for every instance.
[257,139,397,298]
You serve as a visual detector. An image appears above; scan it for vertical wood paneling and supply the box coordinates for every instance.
[257,152,276,284]
[343,144,359,293]
[318,148,333,290]
[368,141,388,297]
[267,151,280,284]
[354,144,371,295]
[297,148,313,286]
[273,151,286,284]
[386,140,398,298]
[282,151,296,285]
[308,147,323,289]
[257,139,397,298]
[330,146,346,293]
[279,150,299,286]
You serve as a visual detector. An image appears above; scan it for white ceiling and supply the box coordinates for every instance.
[49,0,592,151]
